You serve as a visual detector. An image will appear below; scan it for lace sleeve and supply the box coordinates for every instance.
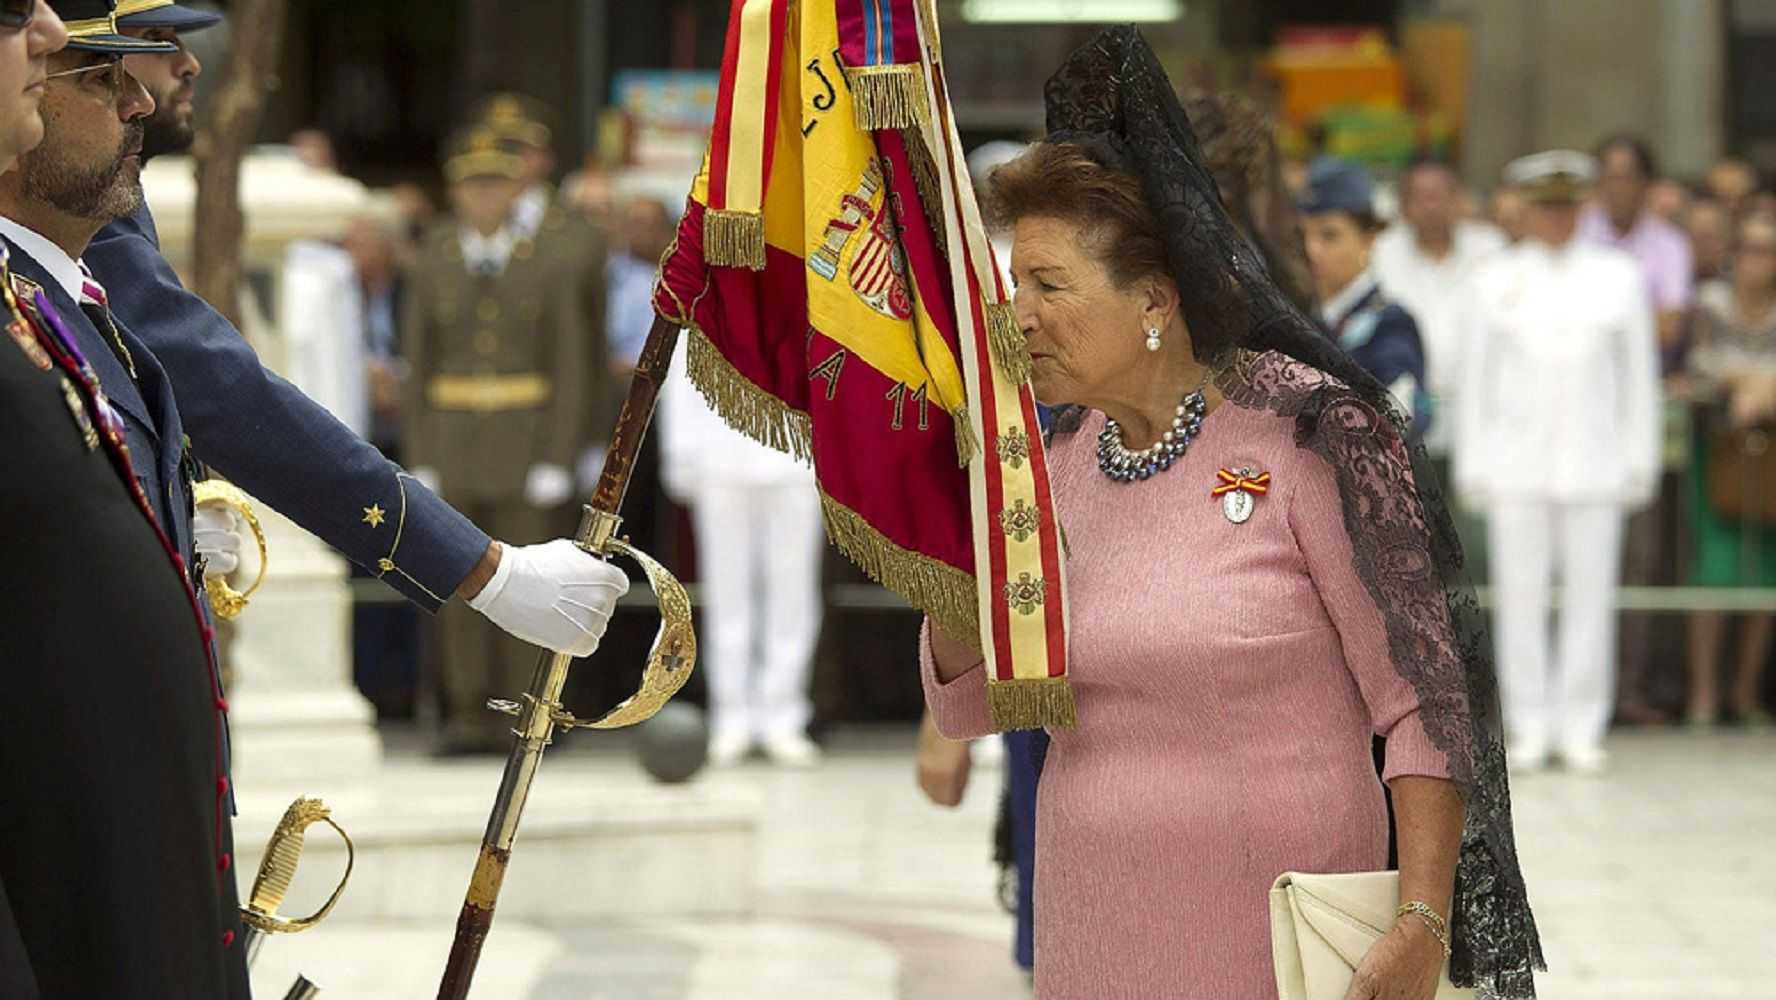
[1287,402,1457,783]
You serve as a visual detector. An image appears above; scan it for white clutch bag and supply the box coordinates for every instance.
[1269,871,1473,1000]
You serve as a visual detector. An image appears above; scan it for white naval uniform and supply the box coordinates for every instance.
[1372,220,1507,453]
[658,344,824,743]
[1455,237,1661,759]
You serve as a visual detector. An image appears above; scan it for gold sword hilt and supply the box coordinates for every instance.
[191,479,269,621]
[241,797,354,938]
[485,510,698,732]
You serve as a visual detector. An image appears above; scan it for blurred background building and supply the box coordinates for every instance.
[163,0,1776,733]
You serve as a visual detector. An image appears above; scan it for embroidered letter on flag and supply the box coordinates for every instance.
[655,0,1073,730]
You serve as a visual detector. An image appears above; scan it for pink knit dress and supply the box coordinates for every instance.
[922,353,1452,999]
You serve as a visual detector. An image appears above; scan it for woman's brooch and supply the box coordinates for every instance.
[1212,467,1270,524]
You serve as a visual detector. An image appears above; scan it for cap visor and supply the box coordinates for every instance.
[117,7,224,31]
[65,34,181,53]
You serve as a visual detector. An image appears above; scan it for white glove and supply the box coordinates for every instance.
[409,466,440,493]
[468,539,629,656]
[193,501,243,578]
[525,463,574,508]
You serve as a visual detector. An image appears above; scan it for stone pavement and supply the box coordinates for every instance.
[249,726,1774,999]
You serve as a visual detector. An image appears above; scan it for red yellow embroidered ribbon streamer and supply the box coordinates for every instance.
[702,0,788,270]
[1212,469,1271,496]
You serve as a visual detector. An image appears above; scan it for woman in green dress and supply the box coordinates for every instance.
[1687,211,1776,726]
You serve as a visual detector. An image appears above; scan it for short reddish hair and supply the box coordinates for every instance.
[984,141,1170,290]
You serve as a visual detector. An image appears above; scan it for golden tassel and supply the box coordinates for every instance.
[988,677,1078,732]
[985,301,1033,385]
[952,406,978,468]
[846,64,929,131]
[818,488,978,647]
[702,209,767,271]
[684,328,813,462]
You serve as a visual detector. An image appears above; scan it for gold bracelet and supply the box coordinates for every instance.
[1396,900,1452,960]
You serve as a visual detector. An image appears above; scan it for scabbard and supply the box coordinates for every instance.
[435,314,684,1000]
[589,316,683,522]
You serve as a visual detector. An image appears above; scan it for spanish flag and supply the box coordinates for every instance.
[655,0,1072,730]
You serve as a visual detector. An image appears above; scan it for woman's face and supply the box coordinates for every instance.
[1009,214,1159,406]
[1300,210,1373,302]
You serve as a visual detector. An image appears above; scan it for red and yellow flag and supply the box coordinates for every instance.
[656,0,1072,729]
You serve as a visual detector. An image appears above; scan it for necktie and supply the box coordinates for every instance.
[77,262,137,381]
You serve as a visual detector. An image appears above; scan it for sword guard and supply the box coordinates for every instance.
[485,699,522,717]
[240,797,354,936]
[555,536,697,730]
[192,479,269,621]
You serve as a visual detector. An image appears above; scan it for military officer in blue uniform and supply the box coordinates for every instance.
[1298,156,1433,438]
[0,4,253,996]
[78,1,629,671]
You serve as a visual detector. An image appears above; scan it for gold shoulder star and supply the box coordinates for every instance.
[362,504,387,528]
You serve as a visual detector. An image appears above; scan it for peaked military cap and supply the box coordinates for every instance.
[445,126,525,183]
[468,92,555,151]
[115,0,222,32]
[1504,150,1597,203]
[50,0,178,52]
[1297,156,1378,216]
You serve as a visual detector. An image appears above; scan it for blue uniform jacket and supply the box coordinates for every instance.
[4,238,196,566]
[1324,283,1433,439]
[84,206,489,610]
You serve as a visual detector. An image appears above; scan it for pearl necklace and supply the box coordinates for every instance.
[1096,376,1210,483]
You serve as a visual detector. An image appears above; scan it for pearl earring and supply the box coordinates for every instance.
[1145,326,1162,352]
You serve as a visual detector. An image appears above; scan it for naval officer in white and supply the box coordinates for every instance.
[1455,150,1663,773]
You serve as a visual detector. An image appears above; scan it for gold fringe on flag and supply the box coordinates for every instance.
[846,64,929,131]
[901,128,948,256]
[701,209,767,270]
[984,301,1033,385]
[952,405,978,468]
[988,677,1078,732]
[819,487,978,647]
[685,327,813,462]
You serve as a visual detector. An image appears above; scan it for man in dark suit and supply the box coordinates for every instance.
[0,5,251,995]
[81,2,628,671]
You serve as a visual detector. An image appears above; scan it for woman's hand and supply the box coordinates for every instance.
[1341,917,1446,1000]
[915,711,972,807]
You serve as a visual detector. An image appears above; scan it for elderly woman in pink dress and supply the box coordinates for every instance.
[921,29,1543,1000]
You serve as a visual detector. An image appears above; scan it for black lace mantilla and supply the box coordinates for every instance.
[1043,27,1545,998]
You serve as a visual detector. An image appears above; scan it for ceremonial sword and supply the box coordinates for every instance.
[436,316,697,1000]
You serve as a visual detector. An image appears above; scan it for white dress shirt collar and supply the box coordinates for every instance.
[459,224,518,276]
[0,215,86,302]
[1319,268,1379,328]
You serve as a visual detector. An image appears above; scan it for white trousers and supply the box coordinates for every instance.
[1486,501,1626,755]
[689,480,825,741]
